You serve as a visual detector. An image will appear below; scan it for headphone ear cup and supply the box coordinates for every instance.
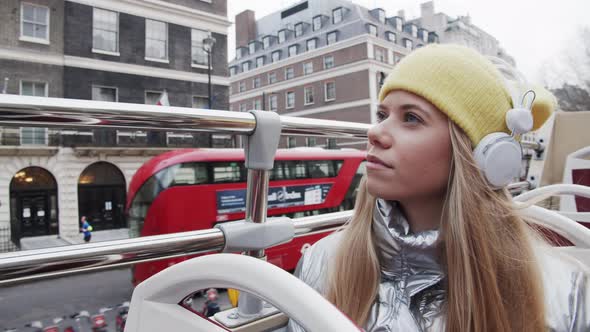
[473,132,522,188]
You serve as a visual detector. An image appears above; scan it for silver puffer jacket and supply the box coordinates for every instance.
[287,199,590,332]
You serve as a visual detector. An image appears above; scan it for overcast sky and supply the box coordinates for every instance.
[227,0,589,87]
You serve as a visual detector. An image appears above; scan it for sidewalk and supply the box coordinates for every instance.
[20,228,130,250]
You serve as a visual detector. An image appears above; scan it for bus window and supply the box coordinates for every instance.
[307,160,336,178]
[269,161,286,181]
[171,163,208,186]
[212,162,242,183]
[334,160,344,174]
[284,160,307,179]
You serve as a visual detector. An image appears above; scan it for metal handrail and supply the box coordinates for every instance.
[0,211,352,286]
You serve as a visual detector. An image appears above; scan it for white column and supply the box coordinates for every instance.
[368,67,377,124]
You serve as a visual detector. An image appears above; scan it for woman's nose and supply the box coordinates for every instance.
[367,121,392,149]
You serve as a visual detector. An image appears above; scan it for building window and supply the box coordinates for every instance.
[288,44,298,57]
[191,29,209,66]
[263,36,271,49]
[327,31,337,45]
[145,19,167,60]
[256,56,264,68]
[253,77,260,88]
[305,137,317,147]
[332,8,343,24]
[306,38,317,51]
[268,72,277,84]
[286,91,295,109]
[242,61,250,72]
[324,81,335,101]
[420,29,429,43]
[313,16,322,31]
[278,30,286,44]
[323,55,334,69]
[145,91,164,105]
[230,67,237,76]
[249,42,256,54]
[254,98,262,110]
[239,103,247,112]
[239,81,246,92]
[269,94,278,111]
[404,38,413,50]
[236,47,243,59]
[285,67,294,80]
[411,25,418,37]
[394,53,403,63]
[295,23,304,37]
[386,31,396,43]
[20,3,49,43]
[395,17,403,31]
[368,24,378,37]
[375,48,385,62]
[20,80,48,145]
[193,96,208,109]
[304,86,314,105]
[303,62,313,75]
[287,137,296,148]
[92,85,117,102]
[271,50,281,63]
[93,8,119,53]
[377,10,386,24]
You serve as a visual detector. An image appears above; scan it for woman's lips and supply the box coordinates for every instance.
[366,154,393,170]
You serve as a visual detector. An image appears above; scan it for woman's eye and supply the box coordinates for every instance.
[376,110,387,122]
[403,112,422,123]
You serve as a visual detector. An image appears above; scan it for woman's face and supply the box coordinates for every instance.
[366,90,452,202]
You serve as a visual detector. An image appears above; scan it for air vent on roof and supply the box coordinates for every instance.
[281,1,308,19]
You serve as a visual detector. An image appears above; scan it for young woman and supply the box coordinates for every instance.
[287,44,589,331]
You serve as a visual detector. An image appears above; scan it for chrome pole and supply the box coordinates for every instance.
[244,169,270,258]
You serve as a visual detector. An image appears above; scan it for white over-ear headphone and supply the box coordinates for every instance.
[473,57,536,188]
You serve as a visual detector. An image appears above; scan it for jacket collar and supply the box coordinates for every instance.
[372,198,445,297]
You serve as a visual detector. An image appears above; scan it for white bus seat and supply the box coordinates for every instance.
[561,146,590,214]
[125,253,361,332]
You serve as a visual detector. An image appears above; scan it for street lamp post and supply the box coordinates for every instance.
[202,34,216,110]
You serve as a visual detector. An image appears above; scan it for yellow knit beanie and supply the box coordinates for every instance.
[378,44,556,146]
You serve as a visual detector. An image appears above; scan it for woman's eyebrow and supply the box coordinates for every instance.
[399,103,432,119]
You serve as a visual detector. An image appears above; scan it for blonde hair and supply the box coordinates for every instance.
[326,121,546,331]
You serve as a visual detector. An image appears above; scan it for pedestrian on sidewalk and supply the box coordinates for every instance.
[80,216,93,243]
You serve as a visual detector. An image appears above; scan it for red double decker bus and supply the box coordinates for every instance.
[127,148,366,284]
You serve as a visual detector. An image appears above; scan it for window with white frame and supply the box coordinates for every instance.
[242,61,250,72]
[305,137,316,147]
[313,16,322,31]
[239,103,247,112]
[192,96,208,109]
[288,44,298,57]
[368,24,378,37]
[253,77,260,89]
[323,55,334,69]
[145,91,163,105]
[236,47,243,59]
[286,91,295,109]
[332,8,343,24]
[395,18,403,31]
[92,85,117,102]
[256,56,264,68]
[287,136,296,148]
[20,80,48,145]
[421,30,429,43]
[93,8,118,53]
[278,30,286,44]
[375,48,385,62]
[295,23,304,37]
[268,72,277,84]
[411,25,418,37]
[303,62,313,75]
[324,81,335,101]
[263,36,271,49]
[304,86,314,105]
[239,81,246,92]
[306,38,317,51]
[377,10,385,24]
[145,19,167,60]
[269,94,278,111]
[327,31,337,44]
[404,38,413,50]
[191,29,209,66]
[254,98,262,110]
[386,31,396,43]
[285,67,294,80]
[271,50,281,63]
[230,67,237,76]
[249,42,256,54]
[20,3,49,43]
